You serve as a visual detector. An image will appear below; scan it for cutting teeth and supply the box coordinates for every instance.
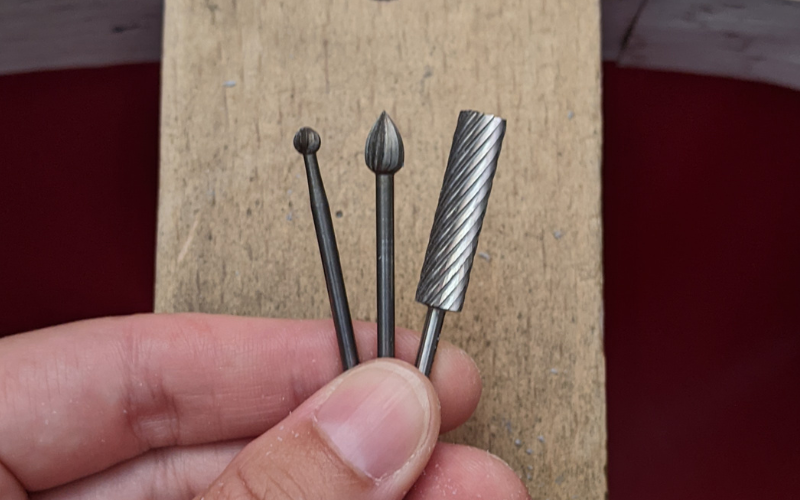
[415,110,506,312]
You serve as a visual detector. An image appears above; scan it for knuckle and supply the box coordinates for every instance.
[209,423,371,500]
[117,326,184,450]
[215,463,308,500]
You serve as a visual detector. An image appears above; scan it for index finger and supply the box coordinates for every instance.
[0,313,481,492]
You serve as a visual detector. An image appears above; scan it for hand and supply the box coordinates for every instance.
[0,314,528,499]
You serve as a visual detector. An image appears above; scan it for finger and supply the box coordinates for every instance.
[30,443,529,500]
[0,313,481,491]
[0,462,25,500]
[198,359,439,500]
[31,441,246,500]
[408,443,530,500]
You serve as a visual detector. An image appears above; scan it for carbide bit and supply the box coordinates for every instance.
[415,110,506,376]
[294,127,359,370]
[365,111,405,358]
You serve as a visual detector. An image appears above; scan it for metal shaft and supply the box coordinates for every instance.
[294,127,359,371]
[415,307,446,377]
[376,174,395,357]
[414,110,506,375]
[365,112,404,358]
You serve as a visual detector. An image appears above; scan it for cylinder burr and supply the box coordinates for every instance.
[415,110,506,376]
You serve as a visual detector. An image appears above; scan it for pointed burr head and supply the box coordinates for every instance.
[415,110,506,312]
[294,127,321,155]
[365,111,404,174]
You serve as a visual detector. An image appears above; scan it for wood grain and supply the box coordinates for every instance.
[156,0,605,496]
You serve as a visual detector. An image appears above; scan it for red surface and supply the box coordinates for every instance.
[0,64,159,335]
[603,66,800,499]
[1,62,799,498]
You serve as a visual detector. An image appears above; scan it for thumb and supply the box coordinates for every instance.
[195,359,441,500]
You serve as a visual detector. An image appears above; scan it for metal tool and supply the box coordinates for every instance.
[364,112,405,358]
[414,110,507,376]
[294,127,359,370]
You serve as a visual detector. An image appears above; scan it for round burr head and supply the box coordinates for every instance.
[293,127,321,155]
[415,110,506,312]
[365,111,405,174]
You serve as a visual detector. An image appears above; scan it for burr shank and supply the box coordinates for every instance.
[294,127,359,370]
[415,110,506,376]
[365,112,405,358]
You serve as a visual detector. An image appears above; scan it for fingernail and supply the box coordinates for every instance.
[315,362,431,479]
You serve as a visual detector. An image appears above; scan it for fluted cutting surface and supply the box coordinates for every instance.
[416,110,506,312]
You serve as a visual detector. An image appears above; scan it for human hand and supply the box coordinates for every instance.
[0,314,528,499]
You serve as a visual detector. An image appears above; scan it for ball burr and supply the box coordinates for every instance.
[414,110,506,376]
[294,127,359,370]
[364,112,405,358]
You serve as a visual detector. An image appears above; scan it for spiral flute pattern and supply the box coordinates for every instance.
[415,110,506,312]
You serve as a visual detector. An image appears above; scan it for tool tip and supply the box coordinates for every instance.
[365,111,404,174]
[293,127,321,155]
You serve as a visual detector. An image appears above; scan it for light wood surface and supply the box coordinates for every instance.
[156,0,605,496]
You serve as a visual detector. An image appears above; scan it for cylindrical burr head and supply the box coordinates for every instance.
[415,110,506,312]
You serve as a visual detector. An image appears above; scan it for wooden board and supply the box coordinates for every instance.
[3,0,799,93]
[155,0,605,497]
[616,0,800,91]
[602,0,647,60]
[0,0,162,75]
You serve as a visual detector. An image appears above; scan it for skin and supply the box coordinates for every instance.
[0,313,529,499]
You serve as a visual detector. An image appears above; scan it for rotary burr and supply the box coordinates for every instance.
[414,110,506,376]
[294,127,359,370]
[365,112,405,358]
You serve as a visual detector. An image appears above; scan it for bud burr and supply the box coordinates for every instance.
[294,127,359,370]
[365,112,405,358]
[415,110,506,376]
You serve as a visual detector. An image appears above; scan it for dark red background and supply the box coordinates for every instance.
[1,63,799,499]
